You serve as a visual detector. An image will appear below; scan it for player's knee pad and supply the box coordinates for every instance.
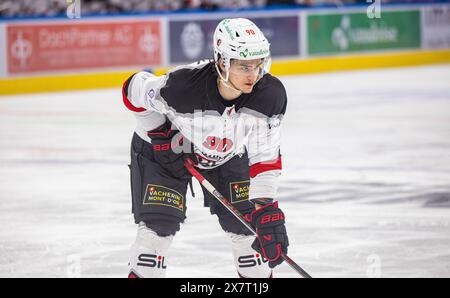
[143,215,181,237]
[228,232,272,278]
[128,222,173,278]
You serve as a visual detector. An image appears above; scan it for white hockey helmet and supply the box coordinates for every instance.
[213,18,271,82]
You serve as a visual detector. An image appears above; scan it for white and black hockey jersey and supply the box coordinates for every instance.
[122,60,287,200]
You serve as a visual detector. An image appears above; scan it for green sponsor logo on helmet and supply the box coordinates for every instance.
[249,49,269,57]
[222,20,235,41]
[239,49,249,58]
[239,48,269,58]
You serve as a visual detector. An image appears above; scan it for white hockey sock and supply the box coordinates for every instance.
[128,222,173,278]
[228,232,272,278]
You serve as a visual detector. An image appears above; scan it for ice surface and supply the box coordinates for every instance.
[1,64,450,277]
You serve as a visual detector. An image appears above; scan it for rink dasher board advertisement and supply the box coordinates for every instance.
[0,23,6,77]
[1,4,450,79]
[307,9,421,56]
[168,14,300,64]
[4,18,164,76]
[421,5,450,50]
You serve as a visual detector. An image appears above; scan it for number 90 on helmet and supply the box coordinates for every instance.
[213,18,271,83]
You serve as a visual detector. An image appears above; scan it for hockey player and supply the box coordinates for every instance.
[123,18,289,278]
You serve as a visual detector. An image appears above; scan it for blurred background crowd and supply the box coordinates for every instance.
[0,0,445,17]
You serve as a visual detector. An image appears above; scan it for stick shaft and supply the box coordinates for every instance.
[184,158,312,278]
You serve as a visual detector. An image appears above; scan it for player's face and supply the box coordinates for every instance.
[229,59,263,93]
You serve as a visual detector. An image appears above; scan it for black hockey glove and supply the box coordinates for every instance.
[246,201,289,268]
[147,119,194,179]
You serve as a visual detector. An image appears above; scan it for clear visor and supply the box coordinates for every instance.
[228,57,271,78]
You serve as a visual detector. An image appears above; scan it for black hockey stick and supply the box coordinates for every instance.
[184,158,312,278]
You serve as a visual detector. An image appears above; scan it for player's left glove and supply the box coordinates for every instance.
[147,119,194,179]
[246,201,289,268]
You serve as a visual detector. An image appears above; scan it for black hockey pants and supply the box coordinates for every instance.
[129,133,255,237]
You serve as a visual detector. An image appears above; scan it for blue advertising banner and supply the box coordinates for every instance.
[169,15,299,64]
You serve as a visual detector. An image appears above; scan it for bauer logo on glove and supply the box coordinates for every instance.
[245,201,289,268]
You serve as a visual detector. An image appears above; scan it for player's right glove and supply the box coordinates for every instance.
[147,119,194,179]
[245,201,289,268]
